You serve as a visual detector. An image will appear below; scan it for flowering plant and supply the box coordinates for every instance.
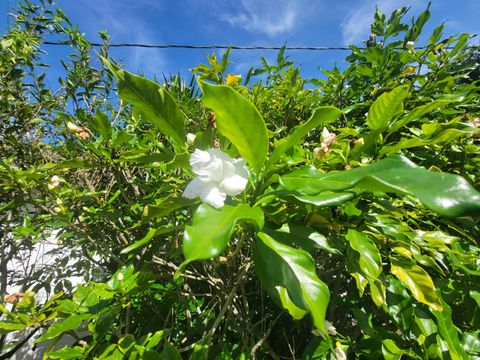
[183,148,248,208]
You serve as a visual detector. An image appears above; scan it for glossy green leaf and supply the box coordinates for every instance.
[120,227,177,254]
[200,81,268,173]
[277,223,341,255]
[280,155,480,217]
[94,110,112,140]
[381,339,415,360]
[36,313,92,342]
[180,203,264,268]
[432,297,468,360]
[381,122,479,155]
[366,85,410,131]
[0,321,25,334]
[290,191,356,207]
[267,106,342,169]
[45,347,85,359]
[253,231,330,334]
[369,278,386,307]
[103,58,185,146]
[142,195,192,222]
[387,99,456,135]
[276,286,308,320]
[414,308,437,337]
[346,229,382,279]
[390,259,442,311]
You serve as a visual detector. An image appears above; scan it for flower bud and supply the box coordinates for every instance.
[325,320,337,336]
[117,272,124,282]
[406,41,415,48]
[334,342,347,360]
[48,175,61,190]
[186,133,196,145]
[66,122,78,132]
[354,137,365,146]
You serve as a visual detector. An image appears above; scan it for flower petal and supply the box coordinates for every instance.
[220,174,248,196]
[200,186,226,209]
[183,177,210,199]
[190,149,211,173]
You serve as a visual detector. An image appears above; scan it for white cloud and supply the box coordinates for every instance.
[341,1,428,45]
[213,0,310,37]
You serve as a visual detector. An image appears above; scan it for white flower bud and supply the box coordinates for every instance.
[48,175,61,190]
[66,122,78,132]
[117,273,124,282]
[186,133,196,145]
[334,342,347,360]
[406,41,415,48]
[325,320,337,336]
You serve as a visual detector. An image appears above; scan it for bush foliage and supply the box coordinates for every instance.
[1,1,480,359]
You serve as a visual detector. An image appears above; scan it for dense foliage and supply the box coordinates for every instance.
[1,2,480,359]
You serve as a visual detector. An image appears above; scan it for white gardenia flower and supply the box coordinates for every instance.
[186,133,196,145]
[183,148,248,209]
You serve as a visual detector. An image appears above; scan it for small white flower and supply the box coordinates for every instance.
[117,273,124,282]
[186,133,196,145]
[311,320,337,337]
[66,122,78,132]
[183,148,248,209]
[48,175,61,190]
[325,320,337,336]
[406,41,415,48]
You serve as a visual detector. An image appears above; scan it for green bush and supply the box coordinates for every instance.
[1,2,479,359]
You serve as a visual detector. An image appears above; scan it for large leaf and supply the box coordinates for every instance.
[180,203,264,268]
[366,85,410,131]
[253,231,330,334]
[381,122,479,156]
[103,58,185,146]
[266,106,342,169]
[200,81,268,173]
[387,99,456,135]
[345,229,382,279]
[432,297,468,360]
[390,259,442,311]
[280,155,480,217]
[36,313,92,342]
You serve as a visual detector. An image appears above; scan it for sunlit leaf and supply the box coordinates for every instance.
[200,81,268,173]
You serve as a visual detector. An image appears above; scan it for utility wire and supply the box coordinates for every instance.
[43,41,352,51]
[41,41,479,51]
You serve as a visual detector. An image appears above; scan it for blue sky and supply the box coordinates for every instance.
[2,0,480,84]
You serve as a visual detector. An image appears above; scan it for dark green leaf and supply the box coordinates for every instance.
[345,229,382,279]
[254,231,330,334]
[180,203,264,270]
[280,155,480,217]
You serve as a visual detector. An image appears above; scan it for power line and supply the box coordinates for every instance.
[41,41,479,51]
[43,41,352,51]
